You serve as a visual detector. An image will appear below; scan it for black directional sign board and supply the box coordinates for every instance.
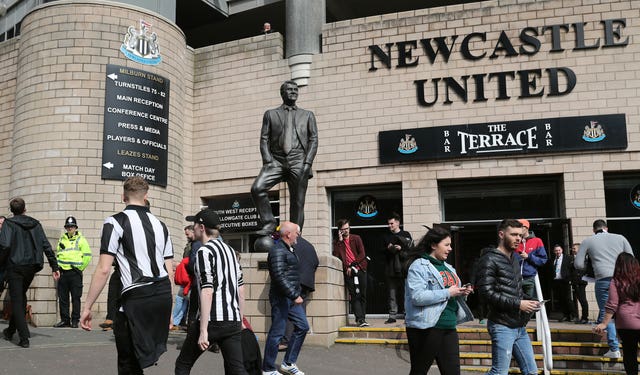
[101,64,169,187]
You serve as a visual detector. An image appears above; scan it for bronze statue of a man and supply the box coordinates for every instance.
[251,80,318,235]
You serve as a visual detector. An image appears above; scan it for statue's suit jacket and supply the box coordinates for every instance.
[259,104,319,166]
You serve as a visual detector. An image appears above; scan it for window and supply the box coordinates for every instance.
[440,176,562,221]
[604,172,640,256]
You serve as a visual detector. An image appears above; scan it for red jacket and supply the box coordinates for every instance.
[332,233,367,273]
[174,257,192,296]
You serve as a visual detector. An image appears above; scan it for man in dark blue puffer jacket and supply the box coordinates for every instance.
[262,221,309,375]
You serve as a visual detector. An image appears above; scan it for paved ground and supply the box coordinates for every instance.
[0,317,596,374]
[0,320,417,375]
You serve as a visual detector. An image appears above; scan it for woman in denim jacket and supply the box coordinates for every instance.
[404,226,474,375]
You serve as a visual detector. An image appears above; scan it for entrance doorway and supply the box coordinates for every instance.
[439,220,572,286]
[438,176,572,318]
[330,184,405,315]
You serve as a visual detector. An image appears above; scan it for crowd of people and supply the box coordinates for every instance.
[333,214,638,375]
[0,181,638,375]
[0,177,319,375]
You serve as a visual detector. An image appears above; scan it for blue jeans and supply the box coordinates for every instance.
[486,321,538,375]
[262,292,309,371]
[172,288,189,326]
[595,277,619,351]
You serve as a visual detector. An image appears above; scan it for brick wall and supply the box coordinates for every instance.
[0,38,17,204]
[188,0,640,329]
[310,0,640,240]
[7,0,192,325]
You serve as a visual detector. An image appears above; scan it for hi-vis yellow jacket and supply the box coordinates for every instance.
[56,231,92,271]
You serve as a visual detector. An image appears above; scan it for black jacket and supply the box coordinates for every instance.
[268,240,301,300]
[383,230,412,277]
[295,237,319,295]
[476,247,531,328]
[569,254,587,285]
[0,215,58,272]
[553,254,572,281]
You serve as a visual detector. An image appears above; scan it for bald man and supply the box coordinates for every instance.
[262,222,309,375]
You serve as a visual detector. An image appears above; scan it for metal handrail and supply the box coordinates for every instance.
[534,274,553,374]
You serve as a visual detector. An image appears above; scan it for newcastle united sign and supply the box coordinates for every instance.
[368,18,628,107]
[379,114,627,164]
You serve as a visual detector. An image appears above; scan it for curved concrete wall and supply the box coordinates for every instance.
[11,0,191,324]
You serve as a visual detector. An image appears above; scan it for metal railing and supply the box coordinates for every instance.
[534,274,553,375]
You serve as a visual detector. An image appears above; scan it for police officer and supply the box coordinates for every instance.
[54,216,91,328]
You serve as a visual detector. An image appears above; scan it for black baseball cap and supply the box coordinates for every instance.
[185,209,220,229]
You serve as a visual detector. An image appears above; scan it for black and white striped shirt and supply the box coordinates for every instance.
[100,205,173,294]
[195,239,243,322]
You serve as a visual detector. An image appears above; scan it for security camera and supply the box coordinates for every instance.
[0,4,6,17]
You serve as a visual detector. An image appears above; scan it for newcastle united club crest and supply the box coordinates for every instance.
[631,184,640,209]
[398,133,418,154]
[120,19,162,65]
[356,195,378,219]
[582,121,606,142]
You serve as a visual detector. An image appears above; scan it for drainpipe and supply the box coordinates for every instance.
[285,0,324,86]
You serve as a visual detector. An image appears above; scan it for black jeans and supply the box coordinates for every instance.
[6,265,38,340]
[114,280,172,374]
[57,269,83,323]
[105,268,121,321]
[344,270,367,322]
[187,282,199,326]
[175,320,248,375]
[553,279,575,319]
[618,328,640,375]
[572,282,588,320]
[406,327,460,375]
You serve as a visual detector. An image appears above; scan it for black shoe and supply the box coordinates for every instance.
[71,322,79,328]
[384,318,396,324]
[18,338,29,348]
[53,321,70,328]
[3,328,14,341]
[207,342,220,353]
[98,319,113,329]
[576,318,589,324]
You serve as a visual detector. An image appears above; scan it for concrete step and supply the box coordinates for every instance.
[459,366,626,375]
[458,352,626,371]
[338,325,603,343]
[336,337,612,356]
[335,320,632,372]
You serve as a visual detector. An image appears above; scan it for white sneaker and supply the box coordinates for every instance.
[262,371,279,375]
[280,362,305,375]
[603,349,621,359]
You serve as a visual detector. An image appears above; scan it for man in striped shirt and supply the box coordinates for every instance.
[80,177,174,374]
[175,208,248,375]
